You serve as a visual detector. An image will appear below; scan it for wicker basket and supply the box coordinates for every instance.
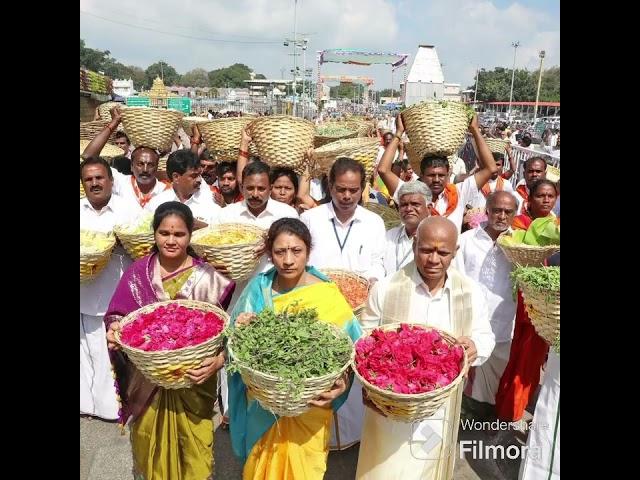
[248,116,315,169]
[120,107,183,151]
[182,117,212,137]
[115,300,230,389]
[313,137,379,181]
[80,121,118,143]
[485,138,509,155]
[363,202,402,230]
[353,323,469,423]
[520,284,560,345]
[314,123,358,148]
[79,140,124,160]
[227,323,354,416]
[97,102,122,122]
[321,269,370,319]
[345,120,375,137]
[198,117,254,162]
[114,226,155,260]
[80,231,116,283]
[190,224,265,281]
[402,101,470,158]
[497,236,560,267]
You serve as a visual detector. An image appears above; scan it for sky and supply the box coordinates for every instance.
[80,0,559,91]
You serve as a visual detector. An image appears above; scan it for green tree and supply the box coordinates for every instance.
[254,73,267,79]
[145,62,180,88]
[80,38,111,71]
[467,66,560,102]
[330,83,361,100]
[181,68,210,87]
[208,63,253,88]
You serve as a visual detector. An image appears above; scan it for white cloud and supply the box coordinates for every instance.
[80,0,558,89]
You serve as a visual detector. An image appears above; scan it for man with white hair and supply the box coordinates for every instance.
[356,216,495,480]
[382,181,431,276]
[455,191,518,409]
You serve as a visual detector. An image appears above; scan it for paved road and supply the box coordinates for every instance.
[81,397,529,479]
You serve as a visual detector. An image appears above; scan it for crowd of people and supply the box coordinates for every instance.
[80,106,559,480]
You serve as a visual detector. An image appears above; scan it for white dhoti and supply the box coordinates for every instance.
[519,351,560,480]
[465,341,512,404]
[80,313,119,420]
[330,378,365,449]
[219,366,229,415]
[356,391,461,480]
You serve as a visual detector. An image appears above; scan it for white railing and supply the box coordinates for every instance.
[459,137,560,187]
[510,145,560,187]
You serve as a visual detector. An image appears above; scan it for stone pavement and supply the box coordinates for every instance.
[80,396,531,480]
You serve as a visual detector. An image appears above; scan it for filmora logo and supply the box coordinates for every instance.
[459,440,541,460]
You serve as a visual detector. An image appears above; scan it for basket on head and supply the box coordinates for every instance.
[363,202,402,230]
[353,323,469,423]
[402,101,471,158]
[182,117,212,138]
[520,283,560,345]
[198,117,254,162]
[80,140,124,160]
[80,230,116,283]
[321,269,370,319]
[114,224,155,260]
[313,137,379,181]
[190,223,265,281]
[80,121,118,143]
[497,236,560,267]
[227,323,354,416]
[485,138,510,155]
[247,116,315,169]
[343,119,375,138]
[314,123,358,148]
[115,300,229,389]
[98,102,122,122]
[120,107,183,152]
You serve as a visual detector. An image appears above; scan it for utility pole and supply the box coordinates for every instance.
[508,41,520,120]
[533,50,546,123]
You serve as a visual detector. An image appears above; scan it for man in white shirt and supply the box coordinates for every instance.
[146,150,221,227]
[81,107,170,214]
[383,181,431,276]
[469,152,516,209]
[455,191,518,408]
[113,131,133,158]
[356,217,495,480]
[301,158,386,283]
[377,113,499,232]
[80,157,137,420]
[300,157,386,450]
[217,160,298,228]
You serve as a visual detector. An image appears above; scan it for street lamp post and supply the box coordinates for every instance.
[508,41,520,120]
[473,66,479,105]
[533,50,546,124]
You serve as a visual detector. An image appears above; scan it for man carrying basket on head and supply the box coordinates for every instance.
[355,217,495,480]
[376,113,499,232]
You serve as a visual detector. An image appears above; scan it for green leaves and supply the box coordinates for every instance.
[511,266,560,292]
[227,306,352,398]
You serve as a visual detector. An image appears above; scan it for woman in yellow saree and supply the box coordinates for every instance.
[228,218,363,480]
[105,202,235,480]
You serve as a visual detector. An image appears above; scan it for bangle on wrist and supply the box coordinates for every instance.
[191,138,201,145]
[239,149,249,159]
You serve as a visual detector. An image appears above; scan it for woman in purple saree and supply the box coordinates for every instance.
[104,201,234,480]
